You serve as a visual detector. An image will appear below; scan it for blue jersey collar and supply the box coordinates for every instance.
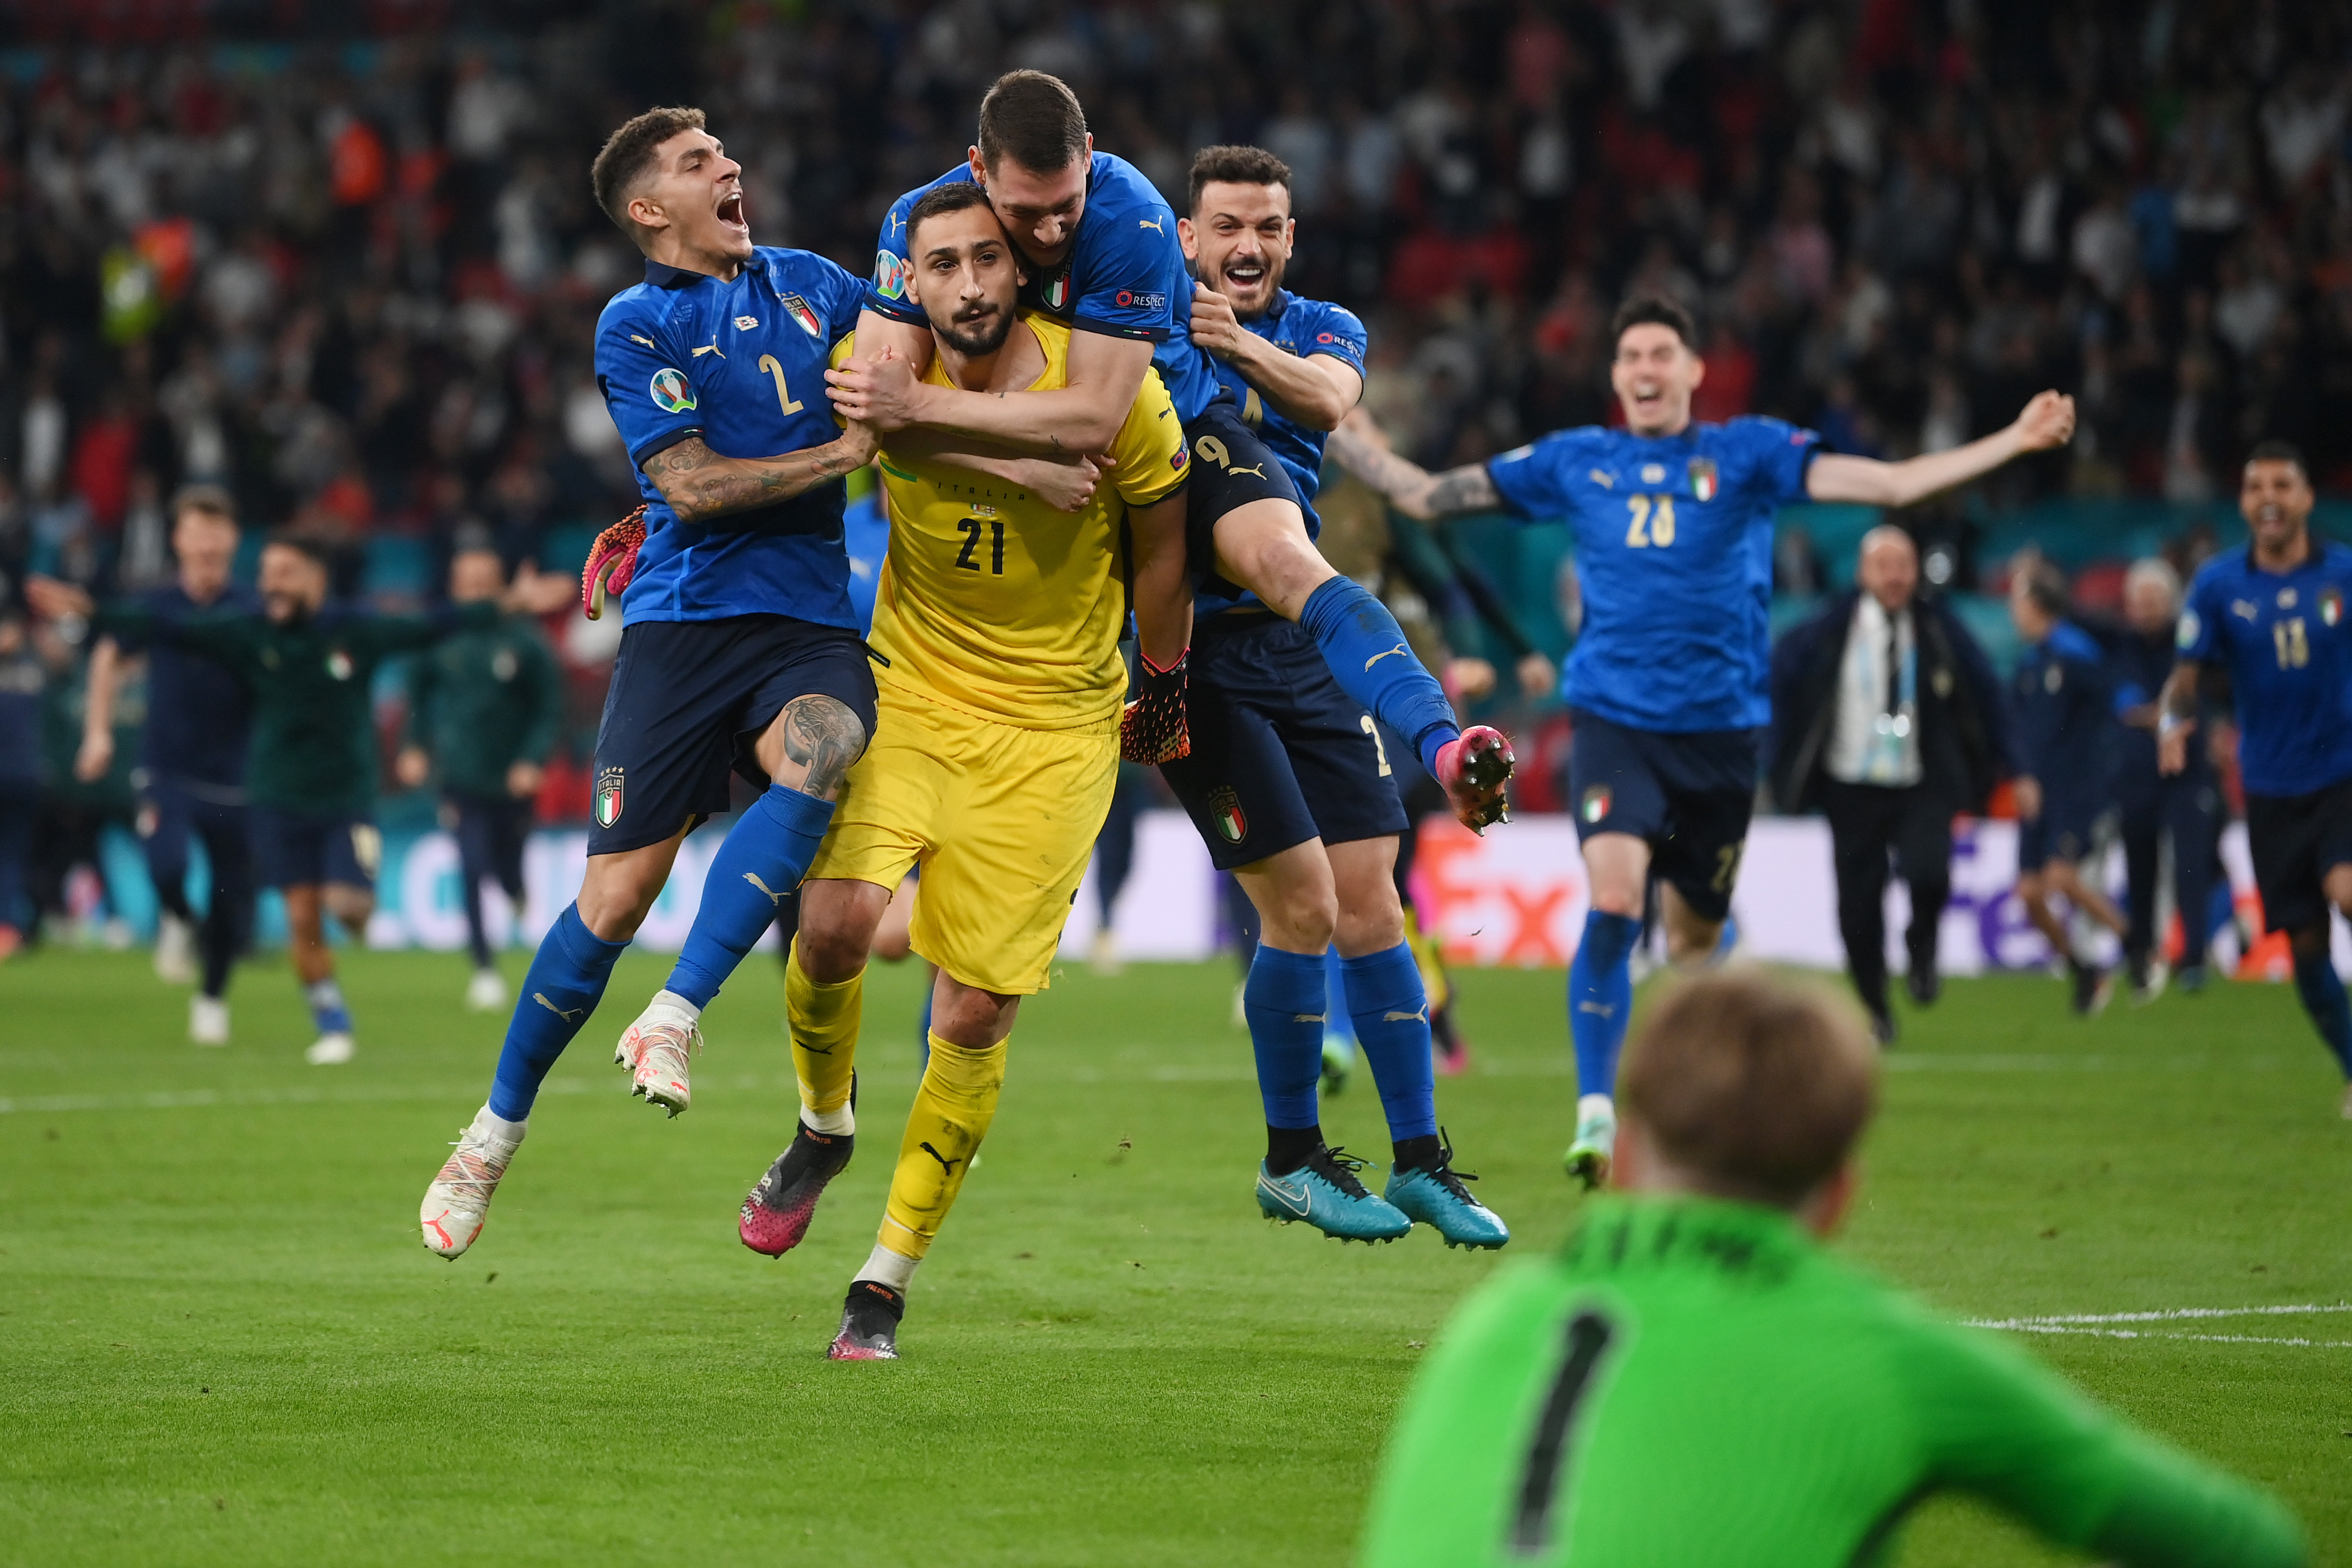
[644,253,762,290]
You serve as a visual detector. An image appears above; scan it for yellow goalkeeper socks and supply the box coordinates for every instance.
[878,1032,1007,1260]
[1405,907,1451,1013]
[785,938,861,1131]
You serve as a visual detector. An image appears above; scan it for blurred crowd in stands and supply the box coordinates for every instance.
[0,0,2345,886]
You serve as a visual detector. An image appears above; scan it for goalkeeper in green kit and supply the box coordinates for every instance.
[1358,970,2304,1568]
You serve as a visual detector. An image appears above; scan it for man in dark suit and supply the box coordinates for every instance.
[1769,527,2012,1042]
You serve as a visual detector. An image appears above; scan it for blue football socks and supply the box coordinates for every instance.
[1322,946,1357,1044]
[1245,945,1327,1132]
[1297,577,1459,773]
[305,979,351,1036]
[1341,942,1439,1143]
[665,785,836,1008]
[488,903,630,1121]
[2291,950,2352,1078]
[1568,910,1641,1101]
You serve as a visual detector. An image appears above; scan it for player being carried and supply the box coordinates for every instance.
[827,69,1513,832]
[733,182,1193,1360]
[1329,296,2075,1186]
[413,106,892,1258]
[2162,442,2352,1117]
[1166,145,1507,1249]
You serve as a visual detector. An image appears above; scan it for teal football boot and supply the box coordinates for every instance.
[1257,1145,1412,1242]
[1385,1134,1509,1250]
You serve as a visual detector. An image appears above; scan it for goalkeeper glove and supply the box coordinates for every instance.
[1121,647,1191,764]
[582,505,648,620]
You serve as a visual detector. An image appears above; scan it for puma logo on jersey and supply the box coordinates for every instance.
[743,872,788,906]
[1364,643,1410,671]
[1588,469,1614,488]
[691,343,724,357]
[1138,216,1164,233]
[629,334,657,349]
[533,992,585,1023]
[1384,1006,1430,1024]
[1576,1000,1616,1019]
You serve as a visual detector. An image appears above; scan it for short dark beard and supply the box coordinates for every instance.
[934,305,1014,359]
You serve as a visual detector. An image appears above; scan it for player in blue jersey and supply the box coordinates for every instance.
[827,71,1512,831]
[419,106,892,1259]
[75,487,257,1046]
[1331,295,2075,1185]
[2007,560,2129,1015]
[2162,442,2352,1116]
[1158,145,1506,1248]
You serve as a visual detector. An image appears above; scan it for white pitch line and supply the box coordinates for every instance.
[1969,1303,2352,1329]
[1994,1325,2352,1349]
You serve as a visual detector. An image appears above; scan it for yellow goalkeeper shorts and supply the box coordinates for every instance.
[806,677,1118,995]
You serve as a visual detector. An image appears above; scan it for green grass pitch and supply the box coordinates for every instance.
[3,947,2348,1565]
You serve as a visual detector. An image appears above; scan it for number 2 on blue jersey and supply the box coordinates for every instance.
[757,354,804,416]
[1625,494,1677,548]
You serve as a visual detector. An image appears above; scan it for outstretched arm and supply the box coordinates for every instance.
[1807,391,2076,508]
[644,425,880,528]
[829,325,1153,456]
[1325,410,1500,520]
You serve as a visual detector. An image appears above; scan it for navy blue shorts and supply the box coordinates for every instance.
[2245,781,2352,933]
[2017,790,2103,872]
[590,615,878,856]
[136,774,249,883]
[248,805,380,891]
[1161,611,1407,870]
[1183,398,1305,601]
[1567,711,1759,923]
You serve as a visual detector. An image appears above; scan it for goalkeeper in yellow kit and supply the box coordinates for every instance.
[733,180,1194,1360]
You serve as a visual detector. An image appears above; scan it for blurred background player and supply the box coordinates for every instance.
[1357,969,2305,1568]
[395,544,562,1013]
[2164,443,2352,1115]
[33,535,541,1062]
[2008,560,2129,1015]
[417,107,880,1260]
[1331,297,2075,1184]
[0,609,37,959]
[1769,526,2011,1043]
[74,486,258,1041]
[741,183,1193,1359]
[2109,558,2221,1000]
[832,72,1513,836]
[1165,144,1506,1249]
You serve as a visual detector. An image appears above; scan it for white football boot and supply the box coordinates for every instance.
[189,995,230,1047]
[154,914,197,985]
[465,968,509,1012]
[305,1032,355,1066]
[421,1107,525,1258]
[614,995,701,1116]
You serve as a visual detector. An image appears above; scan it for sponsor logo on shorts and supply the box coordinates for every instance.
[1580,785,1612,826]
[594,766,626,829]
[1688,456,1718,502]
[649,367,696,414]
[1209,786,1248,844]
[779,294,823,338]
[351,823,383,878]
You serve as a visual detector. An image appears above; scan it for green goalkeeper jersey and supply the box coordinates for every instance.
[1359,1196,2303,1568]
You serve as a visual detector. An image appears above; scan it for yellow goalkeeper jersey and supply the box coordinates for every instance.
[869,312,1189,731]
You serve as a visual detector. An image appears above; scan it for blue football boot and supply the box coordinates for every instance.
[1256,1145,1412,1242]
[1386,1132,1510,1250]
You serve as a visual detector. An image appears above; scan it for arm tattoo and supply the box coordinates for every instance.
[778,693,868,797]
[1425,464,1500,515]
[653,436,855,524]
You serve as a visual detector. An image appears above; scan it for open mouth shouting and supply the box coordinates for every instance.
[1626,379,1668,418]
[715,186,747,236]
[1220,255,1269,299]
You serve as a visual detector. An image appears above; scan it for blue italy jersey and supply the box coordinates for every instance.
[2011,621,2115,795]
[1487,417,1820,732]
[595,247,867,630]
[2179,540,2352,796]
[1222,288,1368,510]
[868,153,1214,420]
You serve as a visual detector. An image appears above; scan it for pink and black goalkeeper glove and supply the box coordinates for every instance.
[582,505,648,621]
[1121,648,1191,764]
